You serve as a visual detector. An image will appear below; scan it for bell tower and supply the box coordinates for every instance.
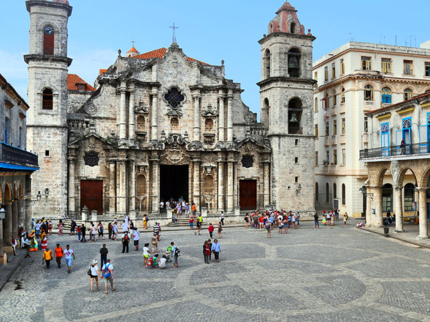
[258,1,316,213]
[24,0,73,218]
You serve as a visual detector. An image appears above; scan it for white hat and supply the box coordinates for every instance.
[92,259,98,264]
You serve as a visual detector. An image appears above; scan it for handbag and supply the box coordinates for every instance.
[87,266,92,276]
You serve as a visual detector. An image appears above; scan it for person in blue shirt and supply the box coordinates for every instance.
[211,239,221,262]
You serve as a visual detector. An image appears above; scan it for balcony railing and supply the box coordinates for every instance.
[0,143,38,167]
[360,142,430,160]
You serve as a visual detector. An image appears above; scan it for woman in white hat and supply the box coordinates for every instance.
[89,259,101,291]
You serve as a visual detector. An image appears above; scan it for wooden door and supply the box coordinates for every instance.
[240,180,257,210]
[80,180,103,215]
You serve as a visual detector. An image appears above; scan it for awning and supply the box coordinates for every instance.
[0,162,39,172]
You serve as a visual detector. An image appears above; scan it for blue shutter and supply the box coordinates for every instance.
[419,125,428,153]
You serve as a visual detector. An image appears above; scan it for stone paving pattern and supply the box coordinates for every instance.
[1,224,430,321]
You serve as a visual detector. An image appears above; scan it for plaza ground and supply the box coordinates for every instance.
[1,223,430,321]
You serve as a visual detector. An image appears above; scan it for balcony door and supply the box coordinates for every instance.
[381,123,389,157]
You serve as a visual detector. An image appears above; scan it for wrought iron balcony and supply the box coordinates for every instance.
[360,142,430,160]
[0,143,38,167]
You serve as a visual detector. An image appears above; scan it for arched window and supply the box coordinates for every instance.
[332,90,337,106]
[382,183,393,212]
[262,98,270,125]
[42,89,53,110]
[341,88,345,103]
[265,49,271,78]
[364,85,373,101]
[315,182,319,202]
[288,49,301,77]
[382,87,392,104]
[205,119,214,132]
[326,183,329,203]
[333,183,337,199]
[170,118,179,132]
[404,88,413,101]
[136,116,145,131]
[342,184,346,205]
[290,23,296,34]
[404,183,415,211]
[288,98,302,134]
[43,25,55,55]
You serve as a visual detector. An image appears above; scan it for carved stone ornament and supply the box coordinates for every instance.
[84,152,99,167]
[135,102,149,114]
[241,155,254,168]
[85,102,97,115]
[165,133,187,146]
[202,104,218,117]
[245,112,256,125]
[187,141,204,151]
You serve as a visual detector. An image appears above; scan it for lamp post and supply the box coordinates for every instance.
[0,208,6,220]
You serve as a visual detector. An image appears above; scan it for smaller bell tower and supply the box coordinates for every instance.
[257,1,316,213]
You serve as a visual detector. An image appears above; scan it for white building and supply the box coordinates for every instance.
[313,41,430,217]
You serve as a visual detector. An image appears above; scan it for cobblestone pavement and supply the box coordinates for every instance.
[1,223,430,321]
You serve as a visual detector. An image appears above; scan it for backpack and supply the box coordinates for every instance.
[174,247,180,257]
[102,264,111,277]
[124,234,129,242]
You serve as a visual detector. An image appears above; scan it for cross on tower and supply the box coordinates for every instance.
[169,23,179,44]
[131,40,135,47]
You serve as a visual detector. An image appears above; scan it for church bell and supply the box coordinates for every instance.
[289,113,298,123]
[288,57,299,69]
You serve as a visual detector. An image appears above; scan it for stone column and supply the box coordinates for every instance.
[129,159,136,220]
[394,186,404,232]
[12,200,18,240]
[109,162,116,213]
[193,94,201,142]
[151,160,160,214]
[68,157,76,216]
[372,186,383,227]
[151,87,158,141]
[217,161,224,212]
[227,161,234,212]
[365,187,372,227]
[193,160,201,210]
[263,162,270,207]
[117,160,127,214]
[18,199,25,227]
[227,90,233,142]
[119,81,127,140]
[233,162,238,208]
[218,91,225,141]
[4,202,12,245]
[0,219,3,256]
[128,84,135,141]
[418,187,429,239]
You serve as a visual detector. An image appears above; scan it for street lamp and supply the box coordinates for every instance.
[0,208,5,220]
[359,186,373,201]
[37,191,42,202]
[45,188,49,200]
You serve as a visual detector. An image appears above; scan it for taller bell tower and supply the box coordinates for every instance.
[258,2,316,213]
[24,0,72,218]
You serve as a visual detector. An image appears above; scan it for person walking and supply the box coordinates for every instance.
[112,222,118,241]
[192,203,197,217]
[314,212,319,229]
[100,244,108,268]
[11,238,17,256]
[77,225,82,241]
[70,220,76,235]
[211,239,221,262]
[121,232,130,253]
[90,224,97,242]
[171,242,179,268]
[153,222,161,240]
[189,216,194,230]
[244,213,249,229]
[208,223,214,238]
[108,221,113,240]
[48,220,53,236]
[265,220,272,238]
[58,220,63,236]
[203,240,210,264]
[344,212,348,226]
[197,214,203,236]
[217,222,223,238]
[89,260,101,292]
[81,224,87,243]
[55,244,63,268]
[132,227,140,251]
[63,245,75,274]
[220,211,225,226]
[97,221,104,240]
[43,247,53,269]
[151,233,158,253]
[101,259,115,294]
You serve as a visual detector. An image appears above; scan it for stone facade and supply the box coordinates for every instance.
[25,0,315,219]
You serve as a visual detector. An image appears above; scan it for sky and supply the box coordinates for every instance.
[1,0,430,117]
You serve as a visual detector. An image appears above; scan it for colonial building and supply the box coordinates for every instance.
[0,73,38,256]
[25,0,315,219]
[313,42,430,217]
[361,92,430,239]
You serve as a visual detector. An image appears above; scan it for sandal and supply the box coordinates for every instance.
[111,288,116,292]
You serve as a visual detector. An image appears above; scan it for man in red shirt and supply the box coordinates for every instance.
[259,216,264,229]
[208,223,214,238]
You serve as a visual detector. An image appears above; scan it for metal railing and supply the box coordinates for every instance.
[360,142,430,160]
[0,143,38,166]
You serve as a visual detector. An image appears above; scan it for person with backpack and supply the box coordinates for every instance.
[101,259,115,294]
[171,242,179,268]
[88,259,101,292]
[121,232,130,253]
[100,244,108,268]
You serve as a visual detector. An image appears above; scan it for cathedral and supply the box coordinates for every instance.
[25,0,316,219]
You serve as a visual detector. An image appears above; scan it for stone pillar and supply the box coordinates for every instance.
[233,162,238,208]
[119,81,127,140]
[217,161,224,212]
[4,202,12,245]
[128,84,135,141]
[12,200,18,239]
[193,160,201,210]
[151,87,158,141]
[263,162,270,207]
[129,159,136,220]
[227,161,234,212]
[372,186,383,228]
[0,219,3,256]
[117,160,127,214]
[394,186,404,233]
[227,90,233,142]
[18,199,25,227]
[68,157,75,216]
[193,94,201,142]
[202,207,208,218]
[151,160,160,214]
[365,187,372,227]
[218,91,225,141]
[109,162,116,213]
[418,187,429,239]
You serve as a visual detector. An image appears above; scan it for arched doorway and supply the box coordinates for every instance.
[382,184,393,213]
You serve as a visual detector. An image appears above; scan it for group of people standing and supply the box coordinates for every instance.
[160,198,197,218]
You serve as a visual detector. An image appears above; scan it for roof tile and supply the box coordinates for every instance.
[67,74,95,92]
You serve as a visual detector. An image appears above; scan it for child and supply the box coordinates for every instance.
[143,243,151,268]
[278,220,283,234]
[344,213,348,225]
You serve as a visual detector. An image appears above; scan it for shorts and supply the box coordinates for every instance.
[103,276,113,284]
[279,226,283,230]
[36,230,40,235]
[190,223,194,227]
[173,256,178,264]
[90,275,98,279]
[134,240,139,246]
[266,226,271,231]
[315,220,319,225]
[143,254,149,258]
[66,258,72,267]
